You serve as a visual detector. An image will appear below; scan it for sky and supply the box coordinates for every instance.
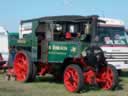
[0,0,128,31]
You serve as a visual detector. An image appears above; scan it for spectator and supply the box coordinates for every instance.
[8,46,17,67]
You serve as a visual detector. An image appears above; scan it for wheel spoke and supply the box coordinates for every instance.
[64,72,70,80]
[73,81,78,88]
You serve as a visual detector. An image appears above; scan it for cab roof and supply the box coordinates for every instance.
[21,15,99,23]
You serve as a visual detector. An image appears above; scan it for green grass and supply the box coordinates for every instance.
[0,71,128,96]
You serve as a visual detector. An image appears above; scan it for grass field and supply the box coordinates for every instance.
[0,71,128,96]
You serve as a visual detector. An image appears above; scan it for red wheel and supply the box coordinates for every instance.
[64,64,84,93]
[98,64,118,90]
[14,51,36,82]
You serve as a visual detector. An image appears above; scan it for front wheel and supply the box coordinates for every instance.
[97,64,118,90]
[64,64,84,93]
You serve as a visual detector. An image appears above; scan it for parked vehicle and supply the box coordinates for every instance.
[0,26,9,69]
[98,18,128,70]
[7,15,118,93]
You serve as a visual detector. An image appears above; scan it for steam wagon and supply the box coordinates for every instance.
[8,15,118,92]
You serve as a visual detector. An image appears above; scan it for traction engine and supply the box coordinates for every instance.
[6,15,118,93]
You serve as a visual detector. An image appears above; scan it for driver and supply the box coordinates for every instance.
[104,37,113,44]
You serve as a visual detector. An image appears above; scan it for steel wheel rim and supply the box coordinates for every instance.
[64,67,79,92]
[99,66,114,90]
[14,53,28,82]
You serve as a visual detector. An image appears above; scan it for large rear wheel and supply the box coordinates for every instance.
[14,51,36,82]
[98,64,118,90]
[64,64,84,93]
